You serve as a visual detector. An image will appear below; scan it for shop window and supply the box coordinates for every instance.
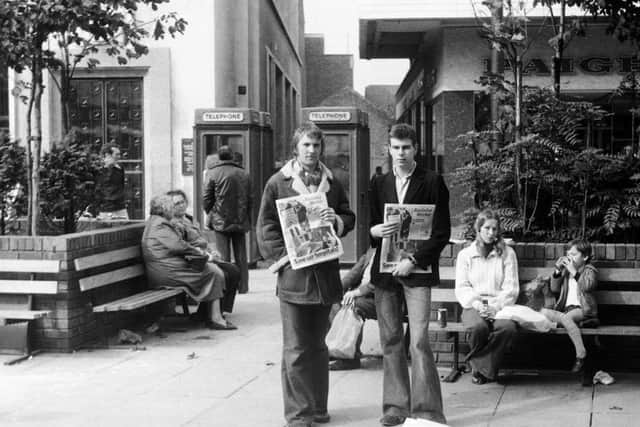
[0,67,8,133]
[69,78,144,219]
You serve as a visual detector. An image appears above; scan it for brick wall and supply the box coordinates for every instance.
[432,242,640,371]
[0,223,147,352]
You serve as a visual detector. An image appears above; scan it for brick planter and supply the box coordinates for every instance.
[432,242,640,371]
[0,223,146,352]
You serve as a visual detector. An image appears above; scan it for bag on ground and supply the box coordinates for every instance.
[325,305,363,359]
[495,304,556,332]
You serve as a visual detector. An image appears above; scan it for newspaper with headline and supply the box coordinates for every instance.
[380,203,435,273]
[275,192,344,270]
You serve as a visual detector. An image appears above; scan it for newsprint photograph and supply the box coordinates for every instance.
[1,0,639,426]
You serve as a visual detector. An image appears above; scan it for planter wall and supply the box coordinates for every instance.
[432,242,640,371]
[0,223,146,351]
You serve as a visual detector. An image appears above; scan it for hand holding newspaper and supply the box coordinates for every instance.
[274,192,343,270]
[380,203,435,273]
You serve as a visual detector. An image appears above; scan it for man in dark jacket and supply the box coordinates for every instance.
[96,144,128,220]
[369,124,450,426]
[203,145,252,294]
[257,123,355,427]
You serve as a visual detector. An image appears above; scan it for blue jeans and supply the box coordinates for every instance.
[375,285,445,423]
[280,300,331,425]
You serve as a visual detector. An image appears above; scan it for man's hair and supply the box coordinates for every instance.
[291,122,324,156]
[149,194,174,218]
[569,238,592,261]
[218,145,233,161]
[388,123,417,147]
[167,189,188,205]
[101,143,119,157]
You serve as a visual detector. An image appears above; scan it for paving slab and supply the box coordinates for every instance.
[1,270,639,427]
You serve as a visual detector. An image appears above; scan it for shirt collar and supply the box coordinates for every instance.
[468,241,500,259]
[392,161,416,180]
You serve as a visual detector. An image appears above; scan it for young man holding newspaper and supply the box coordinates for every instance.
[257,123,355,427]
[368,123,451,426]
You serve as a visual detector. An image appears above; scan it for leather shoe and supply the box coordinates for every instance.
[571,357,585,373]
[205,320,237,330]
[329,358,361,371]
[314,412,331,423]
[380,414,406,426]
[471,370,488,385]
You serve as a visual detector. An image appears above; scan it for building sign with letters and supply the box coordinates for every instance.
[483,55,640,76]
[181,138,194,176]
[201,111,244,122]
[309,111,351,121]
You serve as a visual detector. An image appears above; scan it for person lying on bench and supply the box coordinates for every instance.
[455,209,519,385]
[541,239,598,373]
[142,194,237,330]
[329,247,377,371]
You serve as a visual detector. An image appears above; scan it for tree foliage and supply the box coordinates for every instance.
[0,0,187,235]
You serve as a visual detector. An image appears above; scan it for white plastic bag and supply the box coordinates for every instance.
[495,304,556,332]
[325,305,363,359]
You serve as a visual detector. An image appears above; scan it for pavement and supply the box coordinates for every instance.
[1,269,639,427]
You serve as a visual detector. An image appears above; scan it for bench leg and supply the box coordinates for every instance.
[443,331,464,383]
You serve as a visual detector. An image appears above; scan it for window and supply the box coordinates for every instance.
[0,67,8,132]
[69,78,145,219]
[267,51,299,168]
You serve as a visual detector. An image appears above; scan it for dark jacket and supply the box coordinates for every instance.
[203,160,252,233]
[96,164,125,211]
[551,263,598,319]
[369,166,451,289]
[257,160,355,305]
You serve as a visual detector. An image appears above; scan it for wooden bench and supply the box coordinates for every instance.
[75,245,189,343]
[432,266,640,383]
[0,259,57,357]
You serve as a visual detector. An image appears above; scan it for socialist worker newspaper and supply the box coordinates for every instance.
[275,192,344,270]
[380,203,435,273]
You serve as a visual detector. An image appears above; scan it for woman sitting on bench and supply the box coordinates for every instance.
[141,194,237,330]
[455,209,520,384]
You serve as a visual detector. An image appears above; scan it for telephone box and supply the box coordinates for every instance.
[303,107,370,265]
[193,108,272,265]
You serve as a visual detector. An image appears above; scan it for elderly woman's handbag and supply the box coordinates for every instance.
[185,253,209,272]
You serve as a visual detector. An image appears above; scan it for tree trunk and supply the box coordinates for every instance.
[490,3,504,151]
[30,62,44,236]
[552,0,566,97]
[25,64,36,234]
[514,56,523,217]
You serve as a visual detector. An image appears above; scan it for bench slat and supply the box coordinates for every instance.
[78,264,145,292]
[0,259,60,273]
[439,266,637,284]
[433,322,640,336]
[74,246,141,272]
[93,289,183,312]
[433,288,640,307]
[0,280,59,294]
[0,310,51,320]
[595,291,640,305]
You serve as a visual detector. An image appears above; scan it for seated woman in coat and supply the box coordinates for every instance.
[141,194,236,330]
[455,209,519,384]
[166,189,240,318]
